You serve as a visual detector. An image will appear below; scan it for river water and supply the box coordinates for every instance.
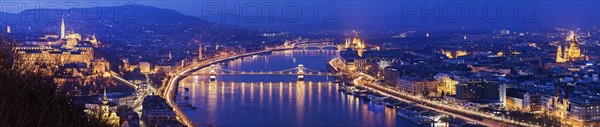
[177,49,415,126]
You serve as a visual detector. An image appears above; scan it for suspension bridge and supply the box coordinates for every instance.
[179,64,341,80]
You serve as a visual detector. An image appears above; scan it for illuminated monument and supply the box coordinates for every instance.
[100,87,120,126]
[556,31,583,63]
[14,18,99,75]
[345,33,366,57]
[341,32,369,72]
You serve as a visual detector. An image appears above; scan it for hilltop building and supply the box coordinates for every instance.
[14,18,100,75]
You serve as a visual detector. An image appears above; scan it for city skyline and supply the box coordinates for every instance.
[1,1,600,127]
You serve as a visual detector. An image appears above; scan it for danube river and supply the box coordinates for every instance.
[177,49,415,126]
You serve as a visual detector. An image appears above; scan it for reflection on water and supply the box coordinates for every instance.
[178,50,413,126]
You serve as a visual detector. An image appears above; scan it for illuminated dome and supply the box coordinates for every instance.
[569,32,579,48]
[556,31,583,62]
[345,33,366,50]
[353,36,361,45]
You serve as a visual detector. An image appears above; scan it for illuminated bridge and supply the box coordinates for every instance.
[180,64,341,80]
[186,81,336,86]
[291,42,343,50]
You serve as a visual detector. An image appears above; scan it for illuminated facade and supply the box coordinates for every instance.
[537,84,571,124]
[354,58,367,72]
[14,18,98,74]
[139,62,152,74]
[89,34,99,46]
[397,77,438,97]
[101,87,120,126]
[83,87,121,126]
[556,31,583,63]
[570,99,600,126]
[435,73,458,96]
[345,33,367,57]
[91,58,111,77]
[16,44,94,71]
[442,50,468,59]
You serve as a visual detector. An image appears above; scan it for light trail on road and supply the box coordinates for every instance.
[329,58,537,127]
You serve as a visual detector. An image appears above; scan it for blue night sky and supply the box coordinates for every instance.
[1,0,599,29]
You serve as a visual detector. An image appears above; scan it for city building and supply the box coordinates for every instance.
[127,68,148,85]
[570,96,600,126]
[354,58,367,72]
[84,87,120,126]
[556,31,584,63]
[455,79,500,102]
[91,58,111,77]
[14,18,98,75]
[344,33,366,50]
[139,62,152,74]
[397,76,438,97]
[344,33,367,57]
[442,50,468,59]
[141,95,183,127]
[383,66,401,88]
[435,73,458,96]
[100,88,121,125]
[540,83,571,119]
[198,44,203,60]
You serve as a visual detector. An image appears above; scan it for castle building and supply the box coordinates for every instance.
[556,31,584,63]
[14,18,98,75]
[91,58,111,77]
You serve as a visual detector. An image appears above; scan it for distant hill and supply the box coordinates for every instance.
[0,4,222,47]
[0,4,211,37]
[2,5,206,25]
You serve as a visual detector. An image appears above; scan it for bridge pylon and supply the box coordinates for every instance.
[297,64,304,81]
[209,64,217,81]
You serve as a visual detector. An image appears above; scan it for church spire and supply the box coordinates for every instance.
[60,18,65,39]
[102,86,108,105]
